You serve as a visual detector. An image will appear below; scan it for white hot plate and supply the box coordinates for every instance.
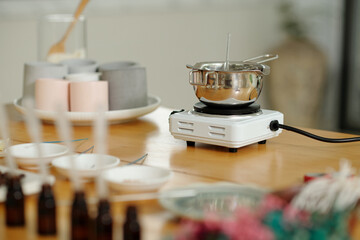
[13,95,161,126]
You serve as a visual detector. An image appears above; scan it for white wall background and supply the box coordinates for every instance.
[0,0,343,130]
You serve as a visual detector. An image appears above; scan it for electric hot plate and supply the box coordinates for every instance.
[169,102,284,152]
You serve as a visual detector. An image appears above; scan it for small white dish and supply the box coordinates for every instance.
[65,72,101,82]
[13,95,161,126]
[7,143,68,169]
[52,153,120,179]
[103,165,172,192]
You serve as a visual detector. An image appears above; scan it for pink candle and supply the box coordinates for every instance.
[70,81,109,112]
[35,78,69,111]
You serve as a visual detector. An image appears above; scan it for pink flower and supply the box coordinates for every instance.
[203,212,222,232]
[175,205,274,240]
[175,219,204,240]
[221,207,274,240]
[258,194,287,217]
[283,205,310,226]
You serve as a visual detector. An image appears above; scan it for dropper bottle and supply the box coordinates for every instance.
[0,99,25,227]
[54,104,89,240]
[123,205,141,240]
[5,174,25,226]
[23,98,57,235]
[94,105,113,240]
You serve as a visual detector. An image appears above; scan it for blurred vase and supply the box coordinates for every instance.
[267,37,327,128]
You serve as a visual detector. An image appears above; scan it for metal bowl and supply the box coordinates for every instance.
[187,61,270,107]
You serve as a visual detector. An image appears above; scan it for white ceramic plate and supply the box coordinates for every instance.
[159,183,267,220]
[13,95,161,126]
[103,165,173,192]
[0,165,55,202]
[52,153,120,179]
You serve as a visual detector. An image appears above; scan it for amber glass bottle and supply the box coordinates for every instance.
[123,205,140,240]
[96,199,113,240]
[38,183,56,235]
[71,191,89,240]
[6,175,25,226]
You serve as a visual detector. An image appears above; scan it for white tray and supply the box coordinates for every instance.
[13,95,161,126]
[0,166,55,202]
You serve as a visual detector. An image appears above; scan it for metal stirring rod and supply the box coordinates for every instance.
[224,33,231,71]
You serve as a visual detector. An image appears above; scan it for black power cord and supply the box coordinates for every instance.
[269,120,360,143]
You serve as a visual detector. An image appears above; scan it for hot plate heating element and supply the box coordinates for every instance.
[169,108,284,152]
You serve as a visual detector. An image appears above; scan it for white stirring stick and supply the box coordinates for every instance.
[22,98,48,184]
[224,32,231,71]
[0,101,17,174]
[54,105,82,191]
[94,105,108,199]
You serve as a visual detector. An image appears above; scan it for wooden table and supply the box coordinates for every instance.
[1,106,360,240]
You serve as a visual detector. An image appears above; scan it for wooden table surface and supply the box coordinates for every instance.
[1,105,360,240]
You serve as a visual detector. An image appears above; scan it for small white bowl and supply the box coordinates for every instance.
[52,153,120,179]
[103,165,173,192]
[65,72,101,82]
[7,143,68,169]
